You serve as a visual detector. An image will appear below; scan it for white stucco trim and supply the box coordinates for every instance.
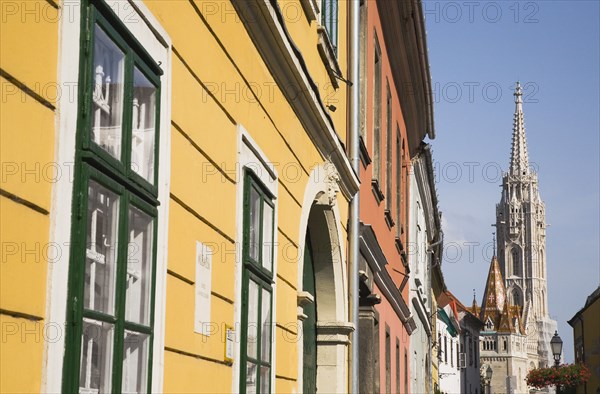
[232,125,279,393]
[42,2,171,392]
[295,163,349,394]
[42,2,81,391]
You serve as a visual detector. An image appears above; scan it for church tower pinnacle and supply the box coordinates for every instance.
[510,82,530,177]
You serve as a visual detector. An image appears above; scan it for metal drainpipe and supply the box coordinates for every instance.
[348,0,360,392]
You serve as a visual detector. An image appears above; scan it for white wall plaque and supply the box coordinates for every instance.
[194,241,212,336]
[225,325,234,364]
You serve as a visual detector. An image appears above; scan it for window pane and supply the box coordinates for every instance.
[131,67,156,183]
[248,187,260,261]
[262,202,273,271]
[84,181,119,315]
[247,279,259,359]
[260,366,270,393]
[79,319,114,394]
[246,362,257,394]
[122,330,149,394]
[126,206,154,325]
[260,289,271,363]
[92,24,125,160]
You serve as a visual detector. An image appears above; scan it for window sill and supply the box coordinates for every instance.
[401,251,408,268]
[299,0,320,21]
[371,179,385,204]
[359,135,371,167]
[317,26,342,89]
[395,236,404,255]
[384,209,395,229]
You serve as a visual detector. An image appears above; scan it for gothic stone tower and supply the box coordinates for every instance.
[495,82,557,373]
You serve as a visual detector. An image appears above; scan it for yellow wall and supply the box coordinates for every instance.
[0,0,350,392]
[431,289,440,392]
[143,0,349,392]
[0,1,58,392]
[573,296,600,394]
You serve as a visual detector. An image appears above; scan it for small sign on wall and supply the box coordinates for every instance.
[194,241,212,336]
[224,325,234,364]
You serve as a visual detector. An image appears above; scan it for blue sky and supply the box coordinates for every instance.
[423,0,600,362]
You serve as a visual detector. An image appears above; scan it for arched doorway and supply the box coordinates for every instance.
[302,230,317,393]
[297,163,351,394]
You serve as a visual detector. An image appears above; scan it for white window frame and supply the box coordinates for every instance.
[233,125,278,393]
[43,2,172,392]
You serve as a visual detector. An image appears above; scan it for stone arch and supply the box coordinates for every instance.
[510,245,522,277]
[538,248,545,279]
[510,286,523,308]
[296,163,350,394]
[541,289,546,315]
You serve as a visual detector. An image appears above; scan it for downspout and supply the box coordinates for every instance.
[348,0,360,393]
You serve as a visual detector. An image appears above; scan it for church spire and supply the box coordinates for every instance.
[471,289,479,315]
[510,82,530,176]
[480,255,507,325]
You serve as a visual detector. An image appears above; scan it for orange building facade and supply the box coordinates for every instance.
[357,0,435,393]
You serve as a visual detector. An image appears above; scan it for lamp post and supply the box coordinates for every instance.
[486,365,493,394]
[550,331,563,394]
[550,331,563,367]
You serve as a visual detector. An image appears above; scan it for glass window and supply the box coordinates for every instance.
[249,187,261,262]
[92,25,125,160]
[321,0,338,54]
[395,128,402,233]
[385,85,393,214]
[84,181,119,315]
[373,35,382,184]
[130,67,157,183]
[79,319,114,394]
[122,330,150,393]
[126,206,154,325]
[247,280,260,359]
[65,5,161,393]
[262,202,274,271]
[241,173,274,393]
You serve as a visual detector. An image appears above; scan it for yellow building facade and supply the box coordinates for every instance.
[1,0,359,393]
[568,286,600,394]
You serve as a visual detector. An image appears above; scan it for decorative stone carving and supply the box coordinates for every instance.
[315,161,340,206]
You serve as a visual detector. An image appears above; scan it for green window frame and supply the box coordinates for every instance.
[240,171,275,394]
[63,1,162,393]
[321,0,339,55]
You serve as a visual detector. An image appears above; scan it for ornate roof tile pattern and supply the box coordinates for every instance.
[497,302,515,333]
[480,255,507,328]
[480,255,525,334]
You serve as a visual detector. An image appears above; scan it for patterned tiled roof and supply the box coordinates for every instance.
[497,302,514,333]
[480,255,524,334]
[480,255,506,324]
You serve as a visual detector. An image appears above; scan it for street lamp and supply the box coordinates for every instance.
[550,331,563,368]
[485,365,493,394]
